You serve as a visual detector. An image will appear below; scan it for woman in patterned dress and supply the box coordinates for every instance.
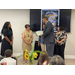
[55,26,67,60]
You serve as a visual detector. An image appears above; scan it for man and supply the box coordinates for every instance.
[0,49,16,65]
[42,17,55,57]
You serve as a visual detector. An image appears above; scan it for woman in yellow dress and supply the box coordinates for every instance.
[22,24,33,64]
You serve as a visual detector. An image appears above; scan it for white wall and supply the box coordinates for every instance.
[65,9,75,56]
[0,9,75,58]
[0,9,30,54]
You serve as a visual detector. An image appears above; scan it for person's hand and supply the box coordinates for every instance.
[36,34,37,36]
[28,41,31,45]
[25,41,30,45]
[10,42,13,45]
[40,34,42,37]
[58,41,62,44]
[28,42,31,45]
[38,43,40,46]
[56,40,60,43]
[56,40,59,43]
[27,42,30,45]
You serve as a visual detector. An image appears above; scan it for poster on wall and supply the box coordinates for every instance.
[41,9,60,32]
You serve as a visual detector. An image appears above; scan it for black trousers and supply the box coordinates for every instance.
[55,44,65,60]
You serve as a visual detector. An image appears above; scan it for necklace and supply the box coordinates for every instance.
[26,30,30,37]
[27,34,29,37]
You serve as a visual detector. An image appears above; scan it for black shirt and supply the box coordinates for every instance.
[3,29,13,41]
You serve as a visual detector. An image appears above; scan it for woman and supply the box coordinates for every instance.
[38,23,46,51]
[22,24,33,64]
[1,22,13,56]
[55,26,67,60]
[39,51,50,65]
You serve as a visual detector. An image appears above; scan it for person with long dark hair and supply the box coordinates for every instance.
[1,22,13,56]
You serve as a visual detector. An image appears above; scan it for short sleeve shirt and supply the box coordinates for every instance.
[3,29,13,41]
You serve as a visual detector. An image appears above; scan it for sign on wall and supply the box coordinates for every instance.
[41,9,60,32]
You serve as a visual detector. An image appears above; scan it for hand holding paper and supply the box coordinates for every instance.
[36,31,43,36]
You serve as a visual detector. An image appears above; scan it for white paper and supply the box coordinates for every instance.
[36,31,43,36]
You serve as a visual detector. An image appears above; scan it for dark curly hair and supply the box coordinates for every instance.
[1,21,12,34]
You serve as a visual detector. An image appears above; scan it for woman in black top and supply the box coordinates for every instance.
[55,26,67,59]
[1,22,13,56]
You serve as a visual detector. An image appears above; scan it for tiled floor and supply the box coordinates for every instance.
[17,56,38,65]
[17,56,75,65]
[65,59,75,65]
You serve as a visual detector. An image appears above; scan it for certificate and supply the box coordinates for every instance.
[36,31,43,36]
